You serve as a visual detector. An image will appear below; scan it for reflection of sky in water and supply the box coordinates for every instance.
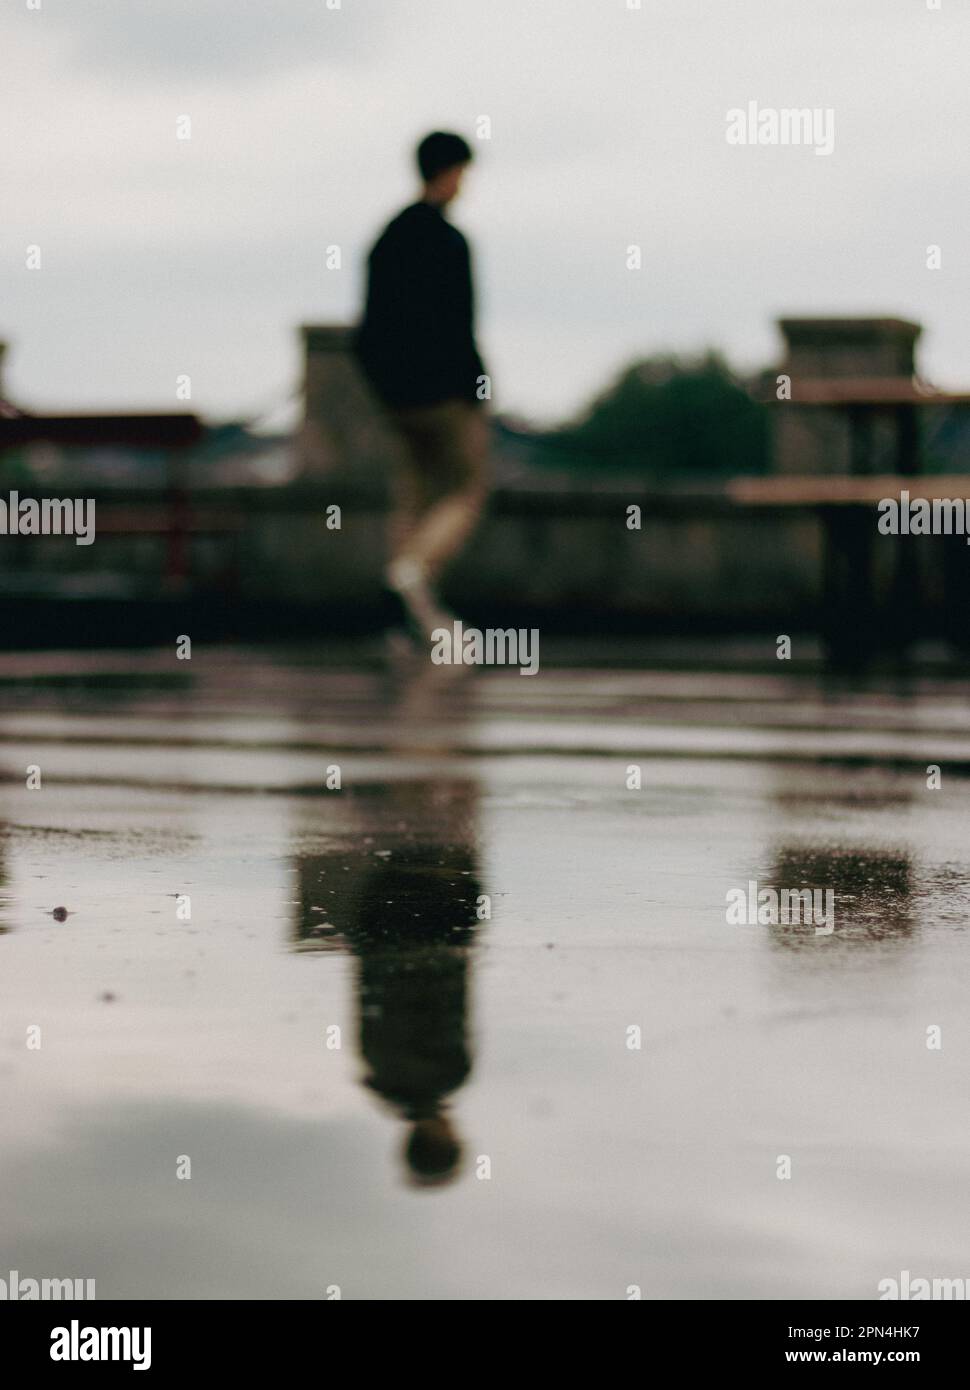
[2,658,970,1297]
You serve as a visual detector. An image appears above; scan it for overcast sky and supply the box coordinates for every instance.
[2,0,967,427]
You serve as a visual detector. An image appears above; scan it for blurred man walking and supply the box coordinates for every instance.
[356,131,489,640]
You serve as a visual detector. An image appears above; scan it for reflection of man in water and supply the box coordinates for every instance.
[292,777,484,1187]
[347,847,481,1186]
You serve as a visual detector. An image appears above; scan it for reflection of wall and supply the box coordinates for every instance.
[767,843,914,946]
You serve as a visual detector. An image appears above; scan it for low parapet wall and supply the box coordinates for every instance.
[0,480,821,626]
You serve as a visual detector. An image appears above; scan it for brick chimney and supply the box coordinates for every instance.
[779,317,921,381]
[296,324,399,487]
[773,317,924,474]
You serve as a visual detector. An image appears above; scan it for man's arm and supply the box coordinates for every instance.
[440,230,486,403]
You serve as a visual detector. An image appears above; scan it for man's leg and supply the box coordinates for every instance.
[386,401,488,632]
[396,402,488,583]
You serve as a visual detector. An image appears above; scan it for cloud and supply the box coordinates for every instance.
[4,0,970,417]
[31,0,389,81]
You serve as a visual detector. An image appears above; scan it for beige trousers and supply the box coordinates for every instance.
[387,400,489,584]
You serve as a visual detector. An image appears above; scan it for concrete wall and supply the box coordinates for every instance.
[1,318,943,634]
[197,488,826,627]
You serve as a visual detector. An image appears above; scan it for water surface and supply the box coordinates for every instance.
[1,645,968,1298]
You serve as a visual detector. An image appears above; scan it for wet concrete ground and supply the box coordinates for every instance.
[1,641,969,1299]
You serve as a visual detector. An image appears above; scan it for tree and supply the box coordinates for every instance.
[541,352,769,475]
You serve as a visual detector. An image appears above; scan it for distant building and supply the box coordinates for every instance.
[773,317,970,475]
[297,325,399,492]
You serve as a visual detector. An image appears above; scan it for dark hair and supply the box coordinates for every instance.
[417,131,473,182]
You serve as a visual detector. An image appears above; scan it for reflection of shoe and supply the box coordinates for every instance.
[386,559,455,641]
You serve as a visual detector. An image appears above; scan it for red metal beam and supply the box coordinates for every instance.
[0,414,203,449]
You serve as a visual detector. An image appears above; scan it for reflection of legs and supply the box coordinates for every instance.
[388,401,488,587]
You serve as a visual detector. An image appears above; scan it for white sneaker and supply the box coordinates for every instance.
[386,559,455,639]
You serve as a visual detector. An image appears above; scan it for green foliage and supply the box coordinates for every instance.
[540,352,769,476]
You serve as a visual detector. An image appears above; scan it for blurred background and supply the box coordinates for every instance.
[2,0,969,661]
[3,2,970,1302]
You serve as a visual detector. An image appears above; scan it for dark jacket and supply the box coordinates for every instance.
[355,201,486,410]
